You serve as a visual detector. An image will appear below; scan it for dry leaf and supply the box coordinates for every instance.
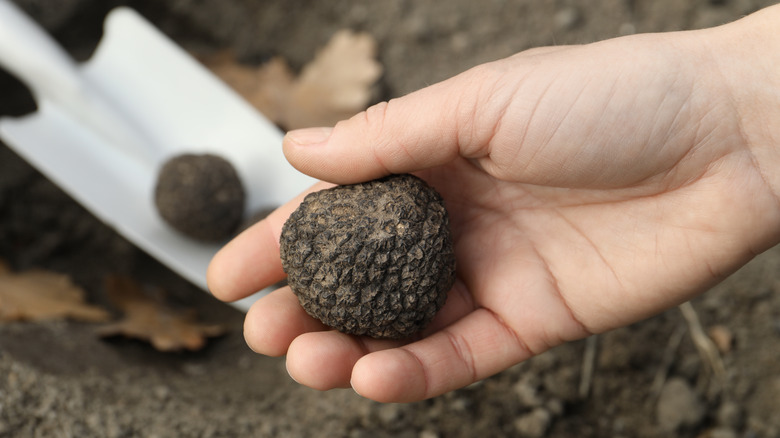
[202,51,295,124]
[287,29,383,129]
[204,29,382,129]
[98,275,226,352]
[0,260,110,323]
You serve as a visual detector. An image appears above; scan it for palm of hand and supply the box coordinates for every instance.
[412,133,772,401]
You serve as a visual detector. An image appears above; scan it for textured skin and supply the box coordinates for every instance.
[154,154,245,242]
[280,174,456,339]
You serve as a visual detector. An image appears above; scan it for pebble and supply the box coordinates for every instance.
[597,338,631,370]
[514,408,552,438]
[717,400,744,429]
[401,15,430,41]
[449,397,471,412]
[377,403,401,424]
[347,4,369,25]
[706,428,739,438]
[543,366,579,402]
[153,385,171,401]
[677,353,703,382]
[708,325,734,354]
[349,429,370,438]
[513,376,543,408]
[181,363,207,377]
[619,22,637,35]
[554,7,581,31]
[546,398,565,417]
[656,378,705,431]
[449,32,471,53]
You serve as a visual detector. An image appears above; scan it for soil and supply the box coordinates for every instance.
[1,0,779,437]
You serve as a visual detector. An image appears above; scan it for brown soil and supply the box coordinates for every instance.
[2,1,779,437]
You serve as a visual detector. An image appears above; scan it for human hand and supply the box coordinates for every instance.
[208,6,780,403]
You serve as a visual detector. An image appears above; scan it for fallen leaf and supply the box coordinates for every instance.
[203,51,295,125]
[204,29,382,129]
[286,29,383,129]
[0,260,110,323]
[98,275,226,352]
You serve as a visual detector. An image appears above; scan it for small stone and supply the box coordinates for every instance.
[656,378,705,431]
[514,408,552,438]
[449,32,471,53]
[708,325,734,354]
[182,363,207,377]
[153,385,171,401]
[513,377,543,408]
[347,4,368,24]
[543,366,579,402]
[377,403,401,424]
[349,429,369,438]
[450,397,471,412]
[402,15,429,41]
[716,401,744,429]
[619,22,636,36]
[553,7,581,31]
[677,353,703,381]
[706,428,738,438]
[545,398,565,417]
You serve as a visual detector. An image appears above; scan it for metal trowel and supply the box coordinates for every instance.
[0,0,315,310]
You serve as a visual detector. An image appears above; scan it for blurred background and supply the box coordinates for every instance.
[1,1,779,437]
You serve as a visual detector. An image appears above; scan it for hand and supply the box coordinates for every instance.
[208,6,780,403]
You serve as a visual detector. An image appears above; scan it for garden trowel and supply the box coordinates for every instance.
[0,0,314,310]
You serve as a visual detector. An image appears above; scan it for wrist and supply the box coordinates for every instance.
[699,5,780,197]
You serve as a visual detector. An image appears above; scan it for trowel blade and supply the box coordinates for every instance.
[0,8,314,310]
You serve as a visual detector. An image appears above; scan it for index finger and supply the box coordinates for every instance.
[281,70,480,185]
[280,46,577,186]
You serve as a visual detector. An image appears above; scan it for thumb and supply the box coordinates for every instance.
[282,67,504,184]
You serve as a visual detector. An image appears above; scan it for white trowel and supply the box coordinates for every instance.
[0,0,314,310]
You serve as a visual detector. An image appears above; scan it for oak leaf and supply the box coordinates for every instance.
[204,29,382,129]
[98,275,226,352]
[0,260,110,323]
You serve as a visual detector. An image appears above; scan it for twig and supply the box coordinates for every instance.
[649,324,686,402]
[579,335,598,399]
[679,301,726,385]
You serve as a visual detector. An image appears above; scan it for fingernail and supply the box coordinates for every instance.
[285,127,333,146]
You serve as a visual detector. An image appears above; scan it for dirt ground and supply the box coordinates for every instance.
[2,0,780,437]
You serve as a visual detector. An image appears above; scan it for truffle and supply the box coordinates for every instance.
[154,153,245,242]
[280,174,456,339]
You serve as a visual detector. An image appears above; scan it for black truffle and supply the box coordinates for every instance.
[280,174,456,339]
[154,153,245,242]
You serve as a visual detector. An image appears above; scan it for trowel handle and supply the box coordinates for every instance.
[0,0,85,105]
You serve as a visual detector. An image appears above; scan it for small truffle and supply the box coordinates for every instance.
[280,174,456,339]
[154,153,245,242]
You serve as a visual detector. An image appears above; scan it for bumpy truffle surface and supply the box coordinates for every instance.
[280,174,456,339]
[154,153,245,242]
